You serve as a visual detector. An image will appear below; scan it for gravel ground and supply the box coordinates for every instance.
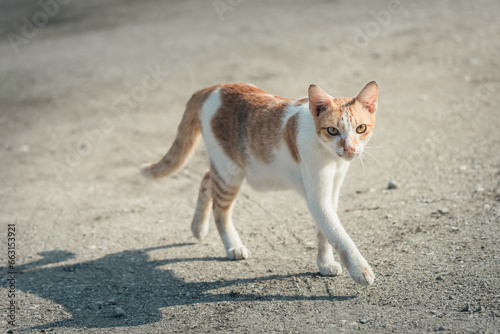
[1,0,499,333]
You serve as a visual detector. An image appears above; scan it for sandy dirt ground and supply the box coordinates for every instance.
[1,0,499,332]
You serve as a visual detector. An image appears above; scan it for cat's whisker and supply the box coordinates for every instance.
[361,153,375,172]
[359,153,366,175]
[363,150,385,169]
[363,145,386,150]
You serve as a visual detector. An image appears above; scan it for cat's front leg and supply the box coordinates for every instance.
[305,180,374,285]
[317,229,342,276]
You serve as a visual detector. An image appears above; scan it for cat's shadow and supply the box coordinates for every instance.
[2,243,355,330]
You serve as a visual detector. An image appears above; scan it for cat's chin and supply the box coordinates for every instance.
[338,154,357,162]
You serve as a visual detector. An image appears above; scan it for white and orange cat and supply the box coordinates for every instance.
[141,82,378,286]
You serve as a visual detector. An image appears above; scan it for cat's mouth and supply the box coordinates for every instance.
[339,152,358,161]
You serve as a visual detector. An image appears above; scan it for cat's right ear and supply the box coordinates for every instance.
[308,84,331,117]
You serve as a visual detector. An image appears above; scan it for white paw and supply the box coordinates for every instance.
[348,263,375,286]
[318,261,343,276]
[191,220,209,240]
[227,246,251,260]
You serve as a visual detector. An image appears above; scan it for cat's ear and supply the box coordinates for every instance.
[308,84,331,117]
[356,81,378,114]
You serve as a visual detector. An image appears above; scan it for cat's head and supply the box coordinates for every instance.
[308,81,378,161]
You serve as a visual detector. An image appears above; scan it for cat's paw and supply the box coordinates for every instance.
[318,261,342,276]
[348,264,375,286]
[191,219,209,240]
[227,246,251,260]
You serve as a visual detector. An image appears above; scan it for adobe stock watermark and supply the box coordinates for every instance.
[339,0,404,61]
[6,0,71,54]
[393,76,495,184]
[213,0,246,21]
[52,65,169,180]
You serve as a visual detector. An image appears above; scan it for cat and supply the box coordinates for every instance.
[141,81,378,286]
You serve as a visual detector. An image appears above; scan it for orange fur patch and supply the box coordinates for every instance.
[294,97,308,106]
[247,101,289,163]
[284,113,300,163]
[210,164,239,212]
[211,84,291,166]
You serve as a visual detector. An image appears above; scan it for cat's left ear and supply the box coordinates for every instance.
[356,81,378,114]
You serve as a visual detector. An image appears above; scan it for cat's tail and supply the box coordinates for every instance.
[140,85,218,179]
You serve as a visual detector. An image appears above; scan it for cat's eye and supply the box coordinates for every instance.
[326,127,339,136]
[356,124,367,134]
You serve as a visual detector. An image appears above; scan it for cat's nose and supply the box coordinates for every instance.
[344,146,355,155]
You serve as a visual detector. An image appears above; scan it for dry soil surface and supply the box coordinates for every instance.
[1,0,499,333]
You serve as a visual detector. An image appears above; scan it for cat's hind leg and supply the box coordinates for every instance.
[191,170,213,240]
[210,164,250,260]
[317,230,342,276]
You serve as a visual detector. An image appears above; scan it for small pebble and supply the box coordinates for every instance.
[458,165,467,171]
[438,208,449,215]
[387,181,398,190]
[113,307,126,317]
[438,325,445,331]
[359,319,368,324]
[19,144,30,152]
